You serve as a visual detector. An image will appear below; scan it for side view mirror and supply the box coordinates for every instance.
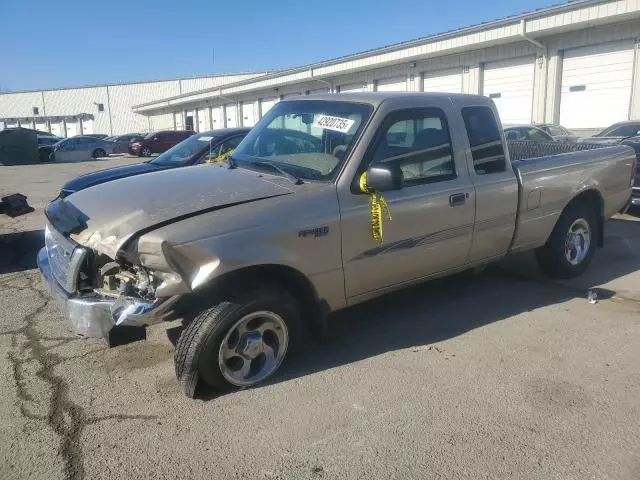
[153,136,159,141]
[364,164,403,192]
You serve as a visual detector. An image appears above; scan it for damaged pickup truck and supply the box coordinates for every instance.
[38,93,636,397]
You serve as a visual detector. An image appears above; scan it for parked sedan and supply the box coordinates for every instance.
[581,121,640,145]
[129,130,195,157]
[87,133,110,139]
[59,128,250,197]
[47,136,114,162]
[108,133,145,154]
[504,125,554,142]
[534,123,578,142]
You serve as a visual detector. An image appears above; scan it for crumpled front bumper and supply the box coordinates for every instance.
[38,247,179,340]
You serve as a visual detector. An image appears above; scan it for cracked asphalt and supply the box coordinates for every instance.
[1,157,640,480]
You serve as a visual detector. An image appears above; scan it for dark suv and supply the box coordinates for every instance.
[129,130,195,156]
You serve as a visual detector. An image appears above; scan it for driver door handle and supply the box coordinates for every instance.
[449,193,467,207]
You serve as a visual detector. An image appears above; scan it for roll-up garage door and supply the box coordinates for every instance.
[376,76,407,92]
[339,83,365,93]
[81,119,93,135]
[225,104,238,128]
[65,120,78,137]
[241,102,257,127]
[174,112,184,130]
[422,69,462,93]
[211,107,222,129]
[483,57,535,125]
[260,98,277,118]
[197,108,210,132]
[19,120,33,129]
[35,122,48,133]
[559,41,635,129]
[50,122,63,137]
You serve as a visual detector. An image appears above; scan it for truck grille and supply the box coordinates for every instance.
[44,224,86,293]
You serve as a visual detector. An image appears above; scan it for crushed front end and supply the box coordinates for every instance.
[38,223,179,342]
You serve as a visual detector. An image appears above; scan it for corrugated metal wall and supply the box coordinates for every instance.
[0,74,262,135]
[136,17,640,132]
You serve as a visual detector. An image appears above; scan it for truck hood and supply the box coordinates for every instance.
[46,165,294,259]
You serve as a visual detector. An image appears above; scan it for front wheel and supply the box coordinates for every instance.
[536,202,598,279]
[174,288,301,398]
[92,148,106,158]
[141,146,152,157]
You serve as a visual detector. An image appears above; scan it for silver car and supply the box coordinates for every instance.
[50,136,114,162]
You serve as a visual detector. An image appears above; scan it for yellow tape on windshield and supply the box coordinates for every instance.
[359,172,391,242]
[207,149,234,164]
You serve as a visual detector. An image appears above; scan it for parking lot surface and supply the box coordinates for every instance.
[1,158,639,480]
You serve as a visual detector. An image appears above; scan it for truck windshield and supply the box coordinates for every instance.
[151,133,217,166]
[232,100,373,181]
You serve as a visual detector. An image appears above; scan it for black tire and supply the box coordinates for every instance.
[92,148,106,158]
[174,287,301,398]
[536,202,598,279]
[141,146,152,157]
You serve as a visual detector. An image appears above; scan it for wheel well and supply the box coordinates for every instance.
[189,264,324,328]
[567,189,604,247]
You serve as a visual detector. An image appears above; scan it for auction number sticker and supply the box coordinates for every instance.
[197,136,214,142]
[313,115,355,133]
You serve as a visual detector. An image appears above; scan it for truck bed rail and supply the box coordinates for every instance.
[507,141,603,161]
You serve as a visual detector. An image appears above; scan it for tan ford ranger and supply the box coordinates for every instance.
[39,93,636,397]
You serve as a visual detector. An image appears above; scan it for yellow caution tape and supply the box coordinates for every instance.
[359,172,392,242]
[207,149,234,164]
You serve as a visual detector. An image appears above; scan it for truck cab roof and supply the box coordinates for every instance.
[293,92,493,108]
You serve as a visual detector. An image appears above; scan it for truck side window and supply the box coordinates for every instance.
[461,106,506,174]
[369,108,456,186]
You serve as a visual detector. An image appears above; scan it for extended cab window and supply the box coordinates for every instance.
[369,108,456,186]
[462,106,506,174]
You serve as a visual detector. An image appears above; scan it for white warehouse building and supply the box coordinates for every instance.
[2,0,640,137]
[0,73,265,136]
[134,0,640,137]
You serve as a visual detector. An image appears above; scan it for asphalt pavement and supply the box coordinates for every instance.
[1,157,639,480]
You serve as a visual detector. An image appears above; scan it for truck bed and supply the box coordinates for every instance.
[509,144,635,253]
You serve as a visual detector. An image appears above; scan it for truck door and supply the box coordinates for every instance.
[456,103,519,262]
[339,105,476,300]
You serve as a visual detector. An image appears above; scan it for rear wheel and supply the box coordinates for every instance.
[174,287,301,398]
[536,202,598,278]
[141,146,152,157]
[92,148,106,158]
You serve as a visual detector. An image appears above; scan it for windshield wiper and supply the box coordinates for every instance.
[251,160,304,185]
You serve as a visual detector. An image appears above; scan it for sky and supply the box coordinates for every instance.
[1,0,561,92]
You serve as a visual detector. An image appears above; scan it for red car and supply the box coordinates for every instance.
[129,130,195,157]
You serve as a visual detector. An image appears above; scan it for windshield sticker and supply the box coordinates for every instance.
[313,115,355,133]
[197,136,214,142]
